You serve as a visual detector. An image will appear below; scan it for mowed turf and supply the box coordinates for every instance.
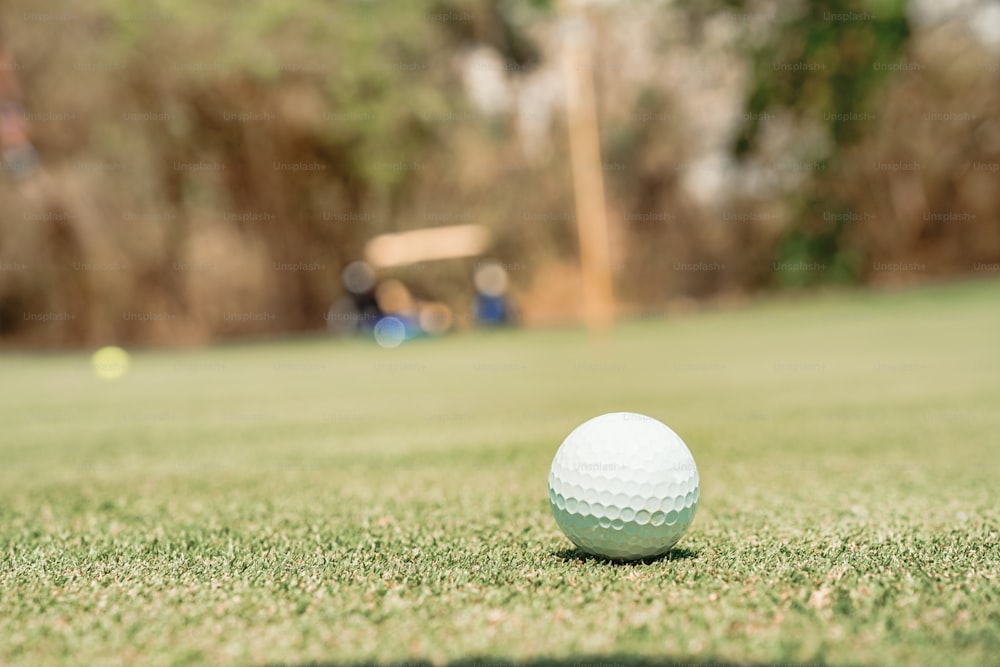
[1,279,998,667]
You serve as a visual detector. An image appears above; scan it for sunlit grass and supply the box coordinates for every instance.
[2,279,999,666]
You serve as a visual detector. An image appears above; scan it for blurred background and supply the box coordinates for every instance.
[1,0,998,348]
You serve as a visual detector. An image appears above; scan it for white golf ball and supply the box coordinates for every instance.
[548,412,700,561]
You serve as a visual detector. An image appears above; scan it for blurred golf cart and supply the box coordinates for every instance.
[326,224,516,343]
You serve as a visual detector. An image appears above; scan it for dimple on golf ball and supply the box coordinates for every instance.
[548,412,699,561]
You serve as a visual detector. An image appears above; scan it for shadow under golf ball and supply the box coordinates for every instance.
[552,546,699,564]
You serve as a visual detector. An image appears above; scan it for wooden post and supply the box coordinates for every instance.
[561,3,614,335]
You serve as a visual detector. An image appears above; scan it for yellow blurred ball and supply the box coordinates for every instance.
[91,346,130,381]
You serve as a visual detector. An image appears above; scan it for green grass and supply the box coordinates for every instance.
[2,279,999,667]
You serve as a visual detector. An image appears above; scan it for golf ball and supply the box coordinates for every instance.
[548,412,699,561]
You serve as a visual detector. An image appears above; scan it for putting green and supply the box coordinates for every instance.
[1,279,998,666]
